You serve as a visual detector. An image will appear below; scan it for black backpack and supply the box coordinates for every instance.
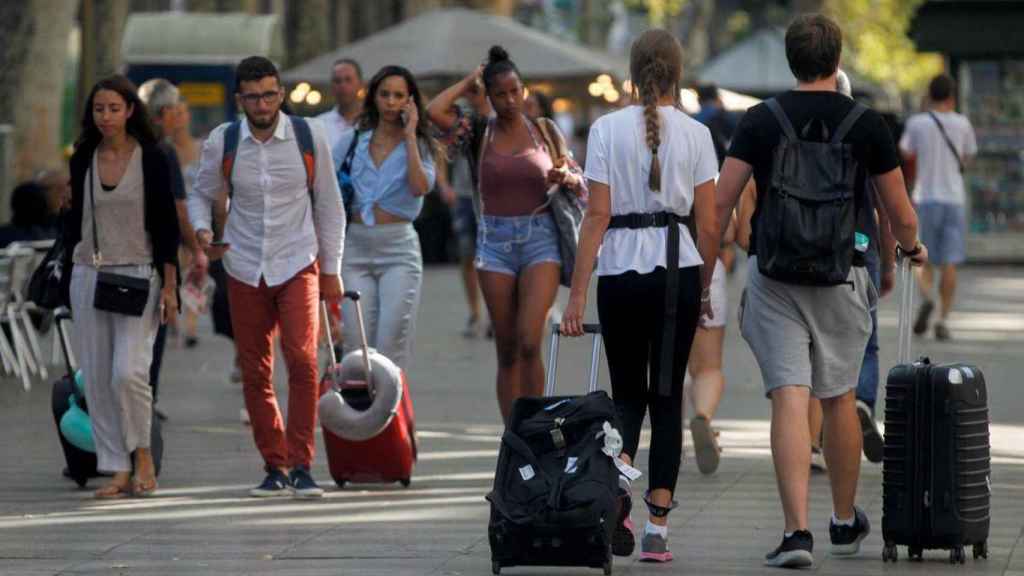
[487,391,621,573]
[756,98,867,286]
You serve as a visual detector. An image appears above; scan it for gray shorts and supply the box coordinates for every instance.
[739,257,876,399]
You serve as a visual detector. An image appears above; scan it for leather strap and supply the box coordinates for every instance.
[928,111,965,174]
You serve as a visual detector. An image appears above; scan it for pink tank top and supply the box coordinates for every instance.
[479,120,554,217]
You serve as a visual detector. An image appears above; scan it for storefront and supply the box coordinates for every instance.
[912,0,1024,261]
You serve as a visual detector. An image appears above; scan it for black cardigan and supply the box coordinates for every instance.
[63,139,181,302]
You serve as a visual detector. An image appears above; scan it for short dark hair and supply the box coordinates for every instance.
[929,74,956,102]
[235,56,280,91]
[333,58,362,80]
[696,84,719,103]
[785,14,843,83]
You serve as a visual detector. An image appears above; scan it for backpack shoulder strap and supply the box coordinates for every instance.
[765,98,798,141]
[832,102,868,144]
[340,129,361,170]
[221,121,241,198]
[289,116,317,196]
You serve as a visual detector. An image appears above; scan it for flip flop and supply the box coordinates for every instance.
[94,483,131,500]
[690,416,721,475]
[131,476,158,498]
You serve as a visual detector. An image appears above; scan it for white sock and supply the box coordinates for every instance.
[832,513,855,527]
[645,521,667,537]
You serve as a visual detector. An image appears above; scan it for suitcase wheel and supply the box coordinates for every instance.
[909,545,924,561]
[400,478,411,488]
[491,560,500,575]
[973,541,989,560]
[950,546,966,564]
[882,542,898,563]
[335,479,347,489]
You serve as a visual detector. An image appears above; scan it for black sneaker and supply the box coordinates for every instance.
[913,300,934,335]
[857,400,883,464]
[830,506,870,556]
[249,468,291,498]
[611,481,636,557]
[289,466,325,499]
[764,530,814,568]
[934,322,952,341]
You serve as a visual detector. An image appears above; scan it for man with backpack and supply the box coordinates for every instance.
[900,74,977,341]
[188,56,345,499]
[715,14,927,568]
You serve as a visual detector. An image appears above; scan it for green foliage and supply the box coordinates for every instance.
[623,0,689,27]
[827,0,944,92]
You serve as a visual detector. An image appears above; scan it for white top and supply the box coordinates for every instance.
[899,111,977,205]
[585,105,718,276]
[315,108,355,152]
[188,113,346,288]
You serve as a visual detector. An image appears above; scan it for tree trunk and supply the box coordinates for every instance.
[285,0,330,67]
[0,2,35,129]
[92,0,129,78]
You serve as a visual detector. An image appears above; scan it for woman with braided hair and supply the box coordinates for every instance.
[561,29,720,562]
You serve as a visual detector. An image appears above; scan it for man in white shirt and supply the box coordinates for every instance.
[316,58,364,150]
[189,56,345,499]
[900,74,977,341]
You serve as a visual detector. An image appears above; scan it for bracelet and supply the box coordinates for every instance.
[899,241,922,257]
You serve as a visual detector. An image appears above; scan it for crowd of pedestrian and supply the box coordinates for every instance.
[30,8,986,569]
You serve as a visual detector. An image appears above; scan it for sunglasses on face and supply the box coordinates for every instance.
[239,91,281,105]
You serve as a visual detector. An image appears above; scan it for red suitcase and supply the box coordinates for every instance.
[318,293,417,488]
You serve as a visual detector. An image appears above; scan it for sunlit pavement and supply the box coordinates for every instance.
[2,258,1023,575]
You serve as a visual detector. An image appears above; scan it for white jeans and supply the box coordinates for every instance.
[70,264,160,472]
[341,223,422,370]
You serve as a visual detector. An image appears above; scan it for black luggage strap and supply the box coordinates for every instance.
[643,490,679,518]
[502,431,550,481]
[607,212,695,397]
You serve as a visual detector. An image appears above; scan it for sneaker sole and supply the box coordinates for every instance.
[292,489,324,499]
[611,494,635,557]
[249,489,291,498]
[690,416,720,475]
[858,406,884,464]
[639,551,673,563]
[764,549,814,568]
[831,530,869,556]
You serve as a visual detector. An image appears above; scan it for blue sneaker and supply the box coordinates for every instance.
[249,468,291,498]
[289,466,324,499]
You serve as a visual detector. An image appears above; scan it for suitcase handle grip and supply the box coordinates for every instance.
[552,323,602,335]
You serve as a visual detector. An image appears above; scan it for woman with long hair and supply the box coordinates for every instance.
[561,30,720,561]
[63,75,180,498]
[332,66,439,369]
[427,47,583,423]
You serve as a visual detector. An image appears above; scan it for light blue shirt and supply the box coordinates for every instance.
[332,129,436,225]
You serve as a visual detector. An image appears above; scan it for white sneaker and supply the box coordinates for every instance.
[811,445,828,473]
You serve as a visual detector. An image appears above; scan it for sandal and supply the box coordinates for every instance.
[131,476,158,498]
[94,482,131,500]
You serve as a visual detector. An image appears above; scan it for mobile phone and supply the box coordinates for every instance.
[399,110,408,126]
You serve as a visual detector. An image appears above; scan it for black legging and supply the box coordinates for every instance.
[597,266,700,494]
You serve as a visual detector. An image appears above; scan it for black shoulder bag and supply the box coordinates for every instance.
[88,165,151,316]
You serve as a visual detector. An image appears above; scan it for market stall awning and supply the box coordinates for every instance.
[121,12,284,66]
[282,8,628,85]
[697,28,885,101]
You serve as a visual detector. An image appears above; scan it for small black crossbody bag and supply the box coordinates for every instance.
[88,165,151,316]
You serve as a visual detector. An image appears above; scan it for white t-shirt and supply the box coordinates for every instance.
[585,105,718,276]
[315,108,355,152]
[899,111,977,205]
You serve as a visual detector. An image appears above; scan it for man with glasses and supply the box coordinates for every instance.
[316,58,364,150]
[188,56,345,499]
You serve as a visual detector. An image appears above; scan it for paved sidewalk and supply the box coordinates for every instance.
[1,261,1022,575]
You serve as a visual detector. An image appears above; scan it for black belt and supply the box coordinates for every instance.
[607,212,695,397]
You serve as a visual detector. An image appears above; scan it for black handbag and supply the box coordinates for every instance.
[87,165,151,317]
[27,230,67,309]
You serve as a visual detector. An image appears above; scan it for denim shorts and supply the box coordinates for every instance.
[915,201,966,266]
[475,213,562,276]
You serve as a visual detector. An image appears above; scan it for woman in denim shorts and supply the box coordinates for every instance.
[428,46,583,423]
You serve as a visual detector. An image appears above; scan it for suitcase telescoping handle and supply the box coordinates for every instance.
[545,322,602,397]
[321,291,372,389]
[896,251,915,365]
[55,307,76,375]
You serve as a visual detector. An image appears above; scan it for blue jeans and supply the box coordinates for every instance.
[856,253,880,411]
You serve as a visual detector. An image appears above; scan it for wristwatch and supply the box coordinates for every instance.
[899,241,923,257]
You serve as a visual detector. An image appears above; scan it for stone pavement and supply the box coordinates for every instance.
[2,259,1023,575]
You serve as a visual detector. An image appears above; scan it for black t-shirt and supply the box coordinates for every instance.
[728,91,900,256]
[159,140,187,201]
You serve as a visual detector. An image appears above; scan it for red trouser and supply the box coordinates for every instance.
[228,263,319,470]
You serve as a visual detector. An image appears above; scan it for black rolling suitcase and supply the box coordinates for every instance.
[487,323,621,575]
[882,258,991,564]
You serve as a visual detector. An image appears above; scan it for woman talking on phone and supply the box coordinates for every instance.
[332,66,440,369]
[427,47,584,424]
[63,75,180,499]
